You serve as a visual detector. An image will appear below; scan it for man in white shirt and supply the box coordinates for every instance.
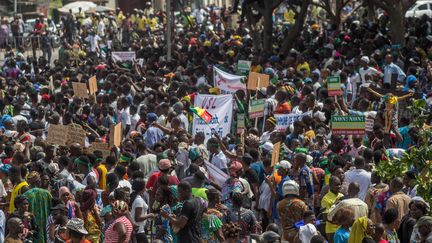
[344,156,371,201]
[117,97,131,137]
[84,31,101,53]
[358,56,381,84]
[97,16,106,37]
[207,138,228,173]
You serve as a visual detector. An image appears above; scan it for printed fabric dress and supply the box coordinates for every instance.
[201,208,224,243]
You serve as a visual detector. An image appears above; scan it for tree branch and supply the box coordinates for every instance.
[272,0,283,10]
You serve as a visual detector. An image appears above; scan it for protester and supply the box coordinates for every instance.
[0,2,432,243]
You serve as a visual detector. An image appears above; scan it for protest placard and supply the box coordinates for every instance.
[88,76,98,95]
[72,82,89,98]
[46,125,68,146]
[213,66,246,93]
[331,115,366,135]
[274,111,312,132]
[92,142,111,158]
[67,125,86,146]
[192,94,233,142]
[271,142,281,166]
[237,113,245,134]
[365,118,375,132]
[110,123,122,147]
[327,76,343,96]
[249,99,265,119]
[236,60,251,75]
[111,51,136,62]
[248,72,270,90]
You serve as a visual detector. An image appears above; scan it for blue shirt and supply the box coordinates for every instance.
[250,161,265,185]
[384,63,406,84]
[334,227,350,243]
[396,126,412,150]
[143,127,164,149]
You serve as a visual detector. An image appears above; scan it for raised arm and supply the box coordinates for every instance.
[367,87,383,98]
[398,91,414,101]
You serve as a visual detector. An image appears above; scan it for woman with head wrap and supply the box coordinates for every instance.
[406,197,430,243]
[104,200,133,243]
[201,189,226,243]
[221,161,244,212]
[21,171,52,243]
[80,188,101,243]
[348,216,376,243]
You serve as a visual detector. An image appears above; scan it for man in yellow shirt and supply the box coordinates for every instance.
[296,54,311,77]
[137,13,147,32]
[321,176,344,243]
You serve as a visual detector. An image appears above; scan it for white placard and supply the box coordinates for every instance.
[192,94,233,142]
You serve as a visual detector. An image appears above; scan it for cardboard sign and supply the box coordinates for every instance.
[46,125,68,146]
[236,60,251,75]
[331,115,366,135]
[110,123,122,147]
[237,113,245,134]
[92,142,111,158]
[327,76,343,96]
[248,72,270,90]
[67,125,86,146]
[88,76,98,95]
[271,142,281,166]
[72,82,89,98]
[365,118,375,132]
[249,99,265,119]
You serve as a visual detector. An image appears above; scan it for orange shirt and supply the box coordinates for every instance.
[274,102,292,114]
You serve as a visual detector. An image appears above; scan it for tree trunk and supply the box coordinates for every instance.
[263,5,274,53]
[279,0,311,55]
[388,2,406,45]
[365,0,376,22]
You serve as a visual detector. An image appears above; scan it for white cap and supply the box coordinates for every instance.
[360,56,370,64]
[282,180,300,196]
[275,160,292,170]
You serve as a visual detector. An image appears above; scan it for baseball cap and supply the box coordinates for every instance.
[275,160,292,170]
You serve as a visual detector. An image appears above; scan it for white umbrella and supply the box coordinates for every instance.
[59,1,97,14]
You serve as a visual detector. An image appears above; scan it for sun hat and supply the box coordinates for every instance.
[66,218,88,235]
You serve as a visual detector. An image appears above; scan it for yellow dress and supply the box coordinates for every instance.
[9,181,28,213]
[85,211,101,243]
[97,164,107,190]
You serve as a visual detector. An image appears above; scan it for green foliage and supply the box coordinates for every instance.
[376,99,432,202]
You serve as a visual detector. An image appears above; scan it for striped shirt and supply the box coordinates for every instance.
[104,216,133,243]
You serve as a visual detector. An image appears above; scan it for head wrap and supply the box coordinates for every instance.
[348,216,368,243]
[158,159,172,170]
[267,117,276,126]
[0,164,11,174]
[27,171,41,183]
[80,189,97,212]
[229,161,243,177]
[416,216,432,228]
[189,147,203,161]
[74,158,92,171]
[113,200,129,215]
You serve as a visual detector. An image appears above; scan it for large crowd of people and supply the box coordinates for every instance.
[0,2,432,243]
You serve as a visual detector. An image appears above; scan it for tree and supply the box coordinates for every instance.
[371,0,417,46]
[279,0,311,56]
[243,0,283,53]
[312,0,353,30]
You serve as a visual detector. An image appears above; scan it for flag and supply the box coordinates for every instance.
[190,106,213,123]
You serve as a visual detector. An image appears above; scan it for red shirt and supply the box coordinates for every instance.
[145,171,180,197]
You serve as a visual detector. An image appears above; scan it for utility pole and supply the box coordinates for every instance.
[14,0,17,14]
[166,0,172,62]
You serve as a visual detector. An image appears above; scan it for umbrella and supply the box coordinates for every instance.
[85,5,114,13]
[58,1,97,14]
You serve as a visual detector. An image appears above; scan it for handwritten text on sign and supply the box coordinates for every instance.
[192,94,233,142]
[275,111,312,132]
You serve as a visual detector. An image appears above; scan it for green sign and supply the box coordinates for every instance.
[236,60,251,75]
[237,113,246,134]
[327,76,343,96]
[249,99,265,119]
[331,115,366,135]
